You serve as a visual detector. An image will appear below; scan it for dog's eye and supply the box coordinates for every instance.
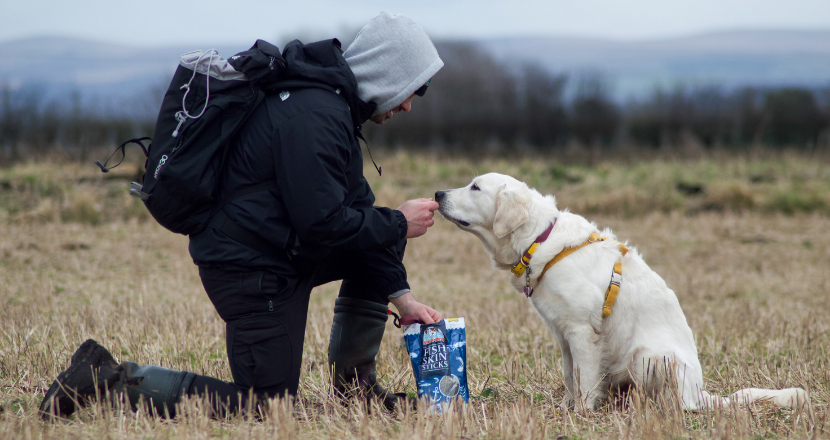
[471,183,480,191]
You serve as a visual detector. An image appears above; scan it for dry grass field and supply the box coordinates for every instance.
[0,151,829,439]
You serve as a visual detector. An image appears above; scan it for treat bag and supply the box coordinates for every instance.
[403,318,469,412]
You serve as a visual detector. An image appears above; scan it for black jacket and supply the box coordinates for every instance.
[189,39,409,297]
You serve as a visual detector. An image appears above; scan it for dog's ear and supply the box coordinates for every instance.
[493,187,530,238]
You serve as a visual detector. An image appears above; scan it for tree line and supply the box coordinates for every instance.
[1,41,829,162]
[364,42,830,152]
[0,88,155,162]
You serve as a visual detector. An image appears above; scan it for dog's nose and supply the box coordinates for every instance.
[435,190,446,202]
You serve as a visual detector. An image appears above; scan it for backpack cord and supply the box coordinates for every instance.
[94,137,152,172]
[173,49,217,137]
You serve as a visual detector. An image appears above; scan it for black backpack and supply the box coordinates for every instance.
[96,40,286,236]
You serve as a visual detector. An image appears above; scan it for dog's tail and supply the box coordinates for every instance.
[695,387,809,410]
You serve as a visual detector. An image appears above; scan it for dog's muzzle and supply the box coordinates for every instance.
[434,191,470,227]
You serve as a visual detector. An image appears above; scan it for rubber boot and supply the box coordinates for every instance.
[118,362,197,418]
[328,298,410,411]
[39,339,126,418]
[40,339,196,419]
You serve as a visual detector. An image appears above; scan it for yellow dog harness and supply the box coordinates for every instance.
[511,223,628,318]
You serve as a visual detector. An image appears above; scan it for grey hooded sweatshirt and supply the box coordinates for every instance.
[344,11,444,115]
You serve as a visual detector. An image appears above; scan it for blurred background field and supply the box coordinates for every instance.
[0,152,828,439]
[2,149,830,225]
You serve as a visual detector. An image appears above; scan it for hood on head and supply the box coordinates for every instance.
[344,11,444,116]
[280,38,376,126]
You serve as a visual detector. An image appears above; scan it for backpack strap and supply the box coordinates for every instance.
[207,180,292,261]
[208,209,289,261]
[220,180,278,205]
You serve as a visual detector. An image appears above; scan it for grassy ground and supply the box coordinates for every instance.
[0,151,828,439]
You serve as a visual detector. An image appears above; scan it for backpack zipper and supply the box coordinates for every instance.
[155,129,186,180]
[153,155,168,179]
[172,111,187,137]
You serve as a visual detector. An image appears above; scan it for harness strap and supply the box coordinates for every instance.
[602,255,625,317]
[535,232,629,317]
[538,232,603,280]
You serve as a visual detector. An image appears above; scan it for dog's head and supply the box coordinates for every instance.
[436,173,541,268]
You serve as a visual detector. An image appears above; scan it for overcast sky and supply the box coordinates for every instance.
[3,0,830,47]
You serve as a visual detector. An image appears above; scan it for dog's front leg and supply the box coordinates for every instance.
[557,337,576,410]
[566,326,606,411]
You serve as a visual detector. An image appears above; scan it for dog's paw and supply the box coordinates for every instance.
[575,397,603,412]
[558,395,575,411]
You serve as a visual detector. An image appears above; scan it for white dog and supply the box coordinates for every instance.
[436,173,808,411]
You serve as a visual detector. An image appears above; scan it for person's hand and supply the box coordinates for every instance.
[397,198,439,238]
[390,291,442,324]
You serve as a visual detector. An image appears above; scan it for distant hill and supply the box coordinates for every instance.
[0,36,247,117]
[482,30,830,98]
[1,30,829,115]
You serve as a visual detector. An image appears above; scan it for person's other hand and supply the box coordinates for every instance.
[389,291,442,324]
[397,198,439,238]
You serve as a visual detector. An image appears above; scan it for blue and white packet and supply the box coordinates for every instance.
[403,318,469,412]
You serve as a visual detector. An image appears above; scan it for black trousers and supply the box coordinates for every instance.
[185,239,407,413]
